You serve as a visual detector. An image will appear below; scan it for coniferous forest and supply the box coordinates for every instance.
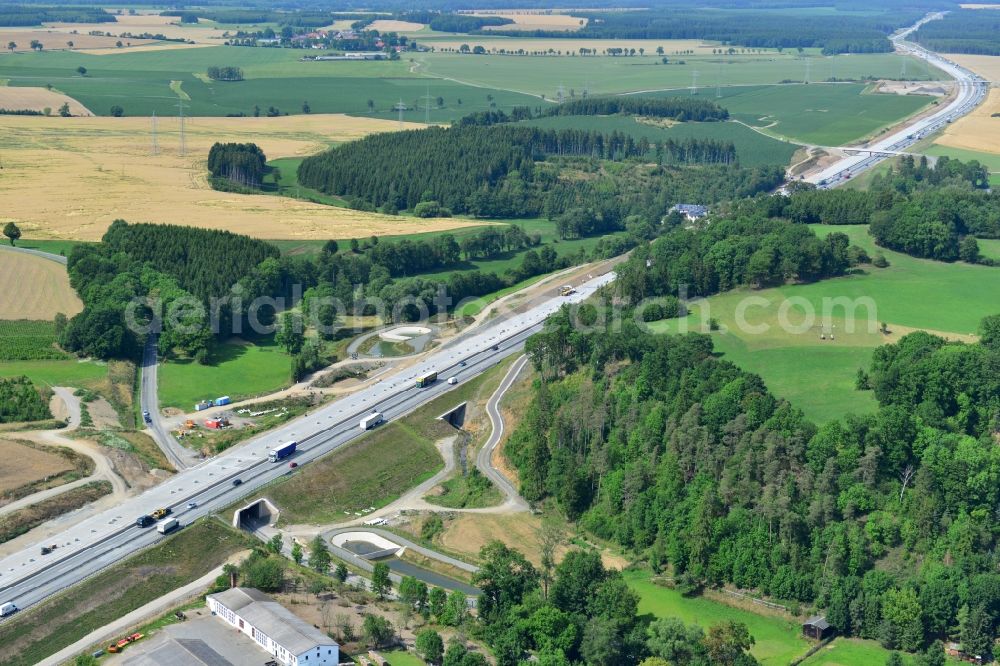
[511,308,1000,660]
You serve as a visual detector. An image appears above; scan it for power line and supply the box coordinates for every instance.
[177,98,186,157]
[804,58,811,84]
[422,84,434,124]
[151,111,158,156]
[691,70,699,95]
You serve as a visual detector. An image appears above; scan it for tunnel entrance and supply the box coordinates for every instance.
[438,402,467,428]
[233,498,279,531]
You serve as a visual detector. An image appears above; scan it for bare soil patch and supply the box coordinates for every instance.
[0,114,485,241]
[0,439,75,496]
[0,251,83,319]
[87,397,120,429]
[936,87,1000,155]
[0,86,92,116]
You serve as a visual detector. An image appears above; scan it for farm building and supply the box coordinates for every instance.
[802,615,834,641]
[670,203,709,221]
[207,587,339,666]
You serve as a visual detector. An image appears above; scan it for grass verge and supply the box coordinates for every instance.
[0,518,250,666]
[0,480,112,545]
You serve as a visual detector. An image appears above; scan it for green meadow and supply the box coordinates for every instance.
[0,47,543,119]
[0,359,107,390]
[646,84,934,146]
[522,115,798,166]
[157,336,292,409]
[649,225,1000,423]
[626,570,903,665]
[416,51,941,98]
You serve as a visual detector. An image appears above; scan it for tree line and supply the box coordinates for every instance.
[914,9,1000,55]
[207,142,268,191]
[298,125,649,214]
[206,66,244,82]
[512,308,1000,661]
[759,157,996,264]
[482,8,915,54]
[456,96,729,127]
[298,124,757,219]
[0,6,114,27]
[0,376,51,424]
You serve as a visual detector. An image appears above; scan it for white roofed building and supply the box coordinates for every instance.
[206,587,339,666]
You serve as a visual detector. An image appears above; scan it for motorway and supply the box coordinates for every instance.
[805,12,989,188]
[0,271,614,616]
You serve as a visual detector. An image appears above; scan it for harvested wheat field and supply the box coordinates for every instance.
[0,87,92,116]
[44,14,230,45]
[0,251,83,319]
[936,87,1000,154]
[0,114,485,241]
[948,54,1000,81]
[0,30,158,53]
[475,11,588,31]
[428,37,719,54]
[0,440,72,496]
[368,20,427,32]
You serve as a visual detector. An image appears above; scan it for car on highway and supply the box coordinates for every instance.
[491,345,500,351]
[289,461,298,469]
[459,361,467,367]
[448,376,458,385]
[231,478,243,487]
[135,514,155,528]
[186,501,197,510]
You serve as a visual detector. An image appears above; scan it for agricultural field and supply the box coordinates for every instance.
[0,359,106,391]
[933,87,1000,157]
[625,570,903,665]
[649,225,999,423]
[0,86,92,115]
[0,47,543,119]
[648,83,935,146]
[415,50,943,98]
[0,253,82,320]
[521,114,798,166]
[0,114,485,241]
[0,439,73,496]
[475,11,588,32]
[0,29,160,53]
[157,336,292,410]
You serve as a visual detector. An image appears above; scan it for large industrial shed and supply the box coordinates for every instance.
[207,587,339,666]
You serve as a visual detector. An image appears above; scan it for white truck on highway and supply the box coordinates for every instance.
[156,518,179,535]
[0,602,17,617]
[360,412,384,431]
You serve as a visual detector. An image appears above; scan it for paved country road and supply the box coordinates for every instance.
[139,335,198,470]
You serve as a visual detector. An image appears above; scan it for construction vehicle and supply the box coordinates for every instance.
[151,507,171,520]
[559,285,576,296]
[415,371,437,388]
[360,412,384,430]
[184,419,196,429]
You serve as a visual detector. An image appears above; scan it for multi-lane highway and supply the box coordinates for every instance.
[0,271,614,616]
[806,12,989,188]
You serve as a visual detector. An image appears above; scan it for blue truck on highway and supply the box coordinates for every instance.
[268,440,297,463]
